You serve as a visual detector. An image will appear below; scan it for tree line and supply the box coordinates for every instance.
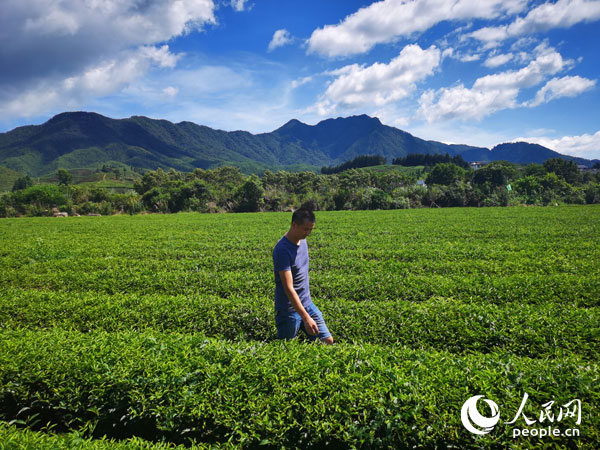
[393,153,470,168]
[321,155,387,174]
[1,157,599,217]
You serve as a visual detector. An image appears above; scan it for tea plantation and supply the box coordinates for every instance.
[1,206,598,449]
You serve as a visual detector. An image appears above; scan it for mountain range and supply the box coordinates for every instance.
[0,111,597,177]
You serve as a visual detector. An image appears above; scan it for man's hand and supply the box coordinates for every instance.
[302,315,319,336]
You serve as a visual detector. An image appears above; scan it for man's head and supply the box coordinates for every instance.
[290,207,315,240]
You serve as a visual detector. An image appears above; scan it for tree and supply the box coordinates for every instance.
[513,176,542,204]
[525,163,546,177]
[57,169,73,186]
[12,175,33,191]
[393,153,469,169]
[425,163,466,186]
[13,184,67,210]
[234,175,264,212]
[543,158,579,184]
[321,155,386,174]
[472,161,518,186]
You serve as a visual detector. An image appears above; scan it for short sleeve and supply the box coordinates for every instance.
[273,245,291,272]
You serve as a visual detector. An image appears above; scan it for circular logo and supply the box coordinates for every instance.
[461,395,500,435]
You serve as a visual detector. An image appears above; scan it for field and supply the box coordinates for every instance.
[0,206,599,449]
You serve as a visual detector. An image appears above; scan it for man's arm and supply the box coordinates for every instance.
[278,270,319,335]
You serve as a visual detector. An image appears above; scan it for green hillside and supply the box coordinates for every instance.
[0,166,22,192]
[1,112,597,179]
[0,112,482,177]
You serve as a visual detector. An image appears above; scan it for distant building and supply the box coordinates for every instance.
[577,164,599,174]
[469,161,489,170]
[417,180,426,187]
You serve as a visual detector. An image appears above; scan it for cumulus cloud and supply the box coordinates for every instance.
[315,44,440,115]
[513,131,600,159]
[307,0,528,57]
[527,75,597,106]
[483,52,514,68]
[1,46,182,119]
[469,0,600,46]
[0,0,215,118]
[418,44,573,122]
[268,29,293,51]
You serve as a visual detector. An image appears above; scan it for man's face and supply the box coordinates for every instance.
[294,220,315,239]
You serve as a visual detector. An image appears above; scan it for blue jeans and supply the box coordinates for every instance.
[275,303,332,341]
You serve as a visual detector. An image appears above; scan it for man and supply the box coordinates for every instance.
[272,207,334,344]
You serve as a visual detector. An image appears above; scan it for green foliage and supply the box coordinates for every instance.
[425,163,467,186]
[524,163,546,177]
[1,290,598,361]
[0,331,598,449]
[57,168,73,186]
[472,161,518,186]
[513,176,542,204]
[0,166,25,193]
[2,163,600,216]
[321,154,386,174]
[233,175,264,212]
[11,175,33,191]
[393,152,469,168]
[543,158,579,184]
[584,183,600,204]
[0,207,599,448]
[12,184,67,212]
[0,421,234,449]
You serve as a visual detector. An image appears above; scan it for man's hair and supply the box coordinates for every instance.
[292,207,315,225]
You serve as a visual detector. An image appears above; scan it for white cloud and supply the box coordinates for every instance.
[459,53,482,62]
[475,44,570,90]
[372,107,411,128]
[1,46,181,119]
[468,25,511,47]
[511,36,539,50]
[407,122,512,149]
[483,52,513,68]
[418,85,519,122]
[513,131,600,159]
[441,48,455,60]
[469,0,600,46]
[315,44,440,114]
[268,29,293,52]
[527,75,597,106]
[418,45,573,122]
[230,0,250,12]
[291,76,313,90]
[307,0,528,57]
[161,86,179,100]
[0,0,215,118]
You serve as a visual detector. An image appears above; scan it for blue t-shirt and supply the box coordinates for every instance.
[273,235,313,311]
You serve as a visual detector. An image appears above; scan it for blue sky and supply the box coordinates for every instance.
[1,0,599,159]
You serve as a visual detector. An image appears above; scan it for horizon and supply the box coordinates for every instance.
[1,1,599,158]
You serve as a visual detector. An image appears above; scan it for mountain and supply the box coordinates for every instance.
[459,141,597,166]
[0,112,597,177]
